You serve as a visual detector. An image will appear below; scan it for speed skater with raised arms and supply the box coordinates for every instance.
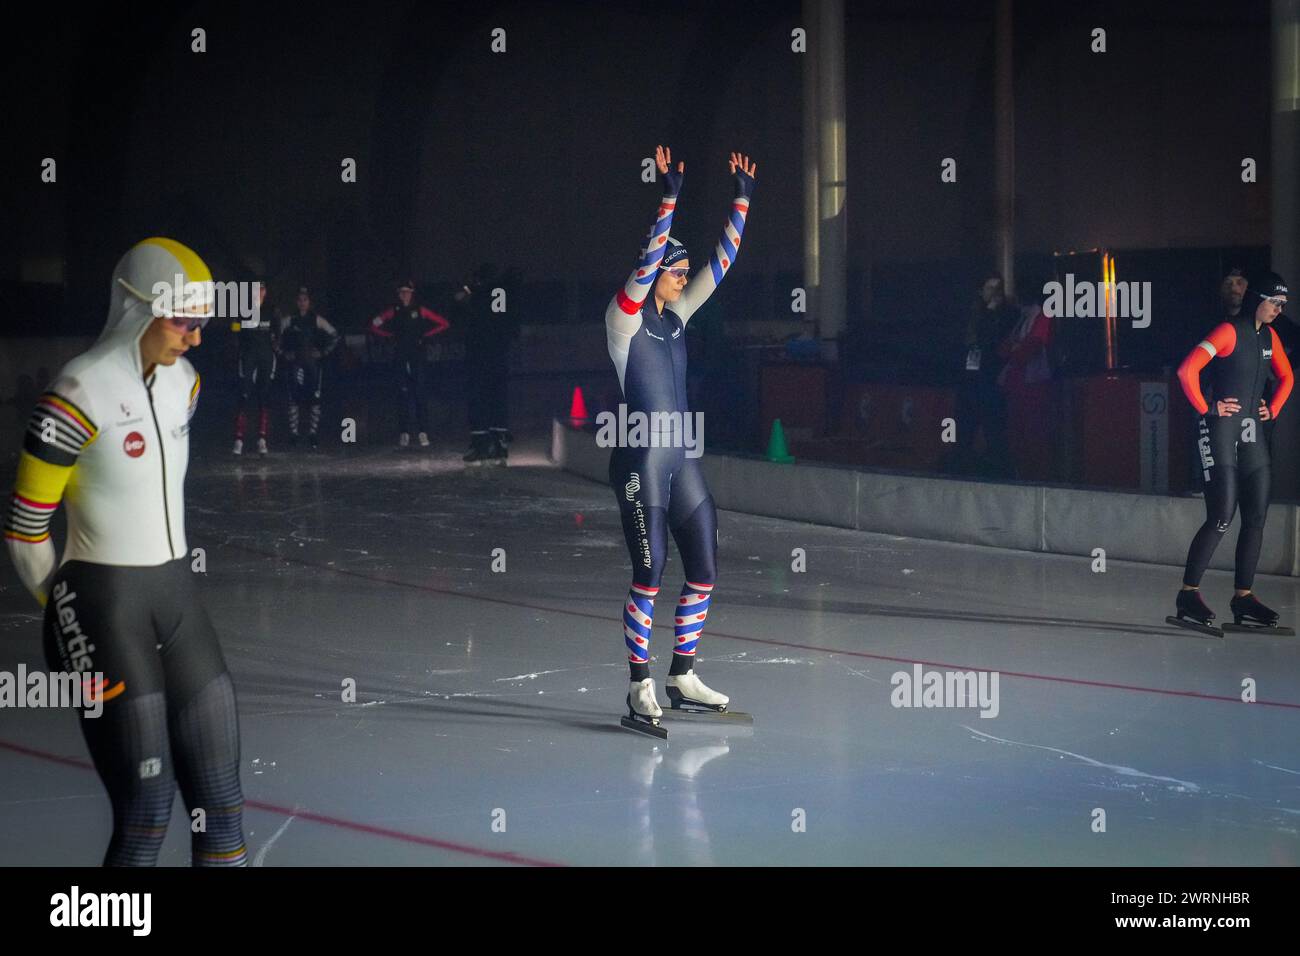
[605,145,756,735]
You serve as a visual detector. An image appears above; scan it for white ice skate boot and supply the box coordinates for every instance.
[665,670,729,712]
[417,431,430,447]
[620,677,666,738]
[257,437,269,456]
[232,438,243,456]
[398,432,410,448]
[629,677,663,718]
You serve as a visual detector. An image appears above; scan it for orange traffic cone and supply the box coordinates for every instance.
[766,419,795,463]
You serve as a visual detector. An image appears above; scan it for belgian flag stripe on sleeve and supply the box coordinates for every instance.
[22,391,98,466]
[5,451,73,543]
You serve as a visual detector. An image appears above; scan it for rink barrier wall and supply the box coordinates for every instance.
[551,419,1300,578]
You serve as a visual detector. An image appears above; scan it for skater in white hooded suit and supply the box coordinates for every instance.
[5,237,248,866]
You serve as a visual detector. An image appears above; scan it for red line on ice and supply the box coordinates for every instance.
[0,739,565,867]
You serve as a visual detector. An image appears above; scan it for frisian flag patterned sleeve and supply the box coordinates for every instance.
[605,180,680,389]
[674,166,755,325]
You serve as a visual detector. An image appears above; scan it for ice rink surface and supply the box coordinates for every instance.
[2,435,1298,866]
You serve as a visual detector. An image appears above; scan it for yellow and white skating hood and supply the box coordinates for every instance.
[5,238,210,600]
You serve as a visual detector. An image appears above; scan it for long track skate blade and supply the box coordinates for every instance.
[1222,622,1295,636]
[619,716,668,739]
[1164,615,1224,639]
[664,707,753,725]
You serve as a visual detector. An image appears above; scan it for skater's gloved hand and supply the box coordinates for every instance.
[730,152,757,199]
[656,144,684,197]
[1214,396,1241,416]
[1259,401,1272,421]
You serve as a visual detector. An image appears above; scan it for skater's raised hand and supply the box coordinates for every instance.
[730,151,757,199]
[1215,396,1241,416]
[1259,400,1273,421]
[657,145,684,197]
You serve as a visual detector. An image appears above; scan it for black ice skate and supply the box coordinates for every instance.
[483,429,509,466]
[1223,593,1295,636]
[1165,589,1223,638]
[463,432,493,466]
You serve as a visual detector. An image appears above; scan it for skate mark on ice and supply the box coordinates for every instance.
[0,611,42,631]
[836,662,883,683]
[962,726,1201,793]
[1252,759,1300,776]
[253,809,300,867]
[494,663,623,682]
[495,669,570,682]
[706,651,814,666]
[0,793,101,808]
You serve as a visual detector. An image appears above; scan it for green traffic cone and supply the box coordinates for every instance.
[766,418,796,463]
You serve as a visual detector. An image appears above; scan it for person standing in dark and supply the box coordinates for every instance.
[456,264,518,463]
[1220,267,1248,320]
[231,280,278,457]
[279,286,339,449]
[368,280,451,448]
[956,272,1018,477]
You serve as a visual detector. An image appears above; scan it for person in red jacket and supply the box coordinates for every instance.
[1170,272,1293,634]
[997,280,1054,481]
[369,280,450,447]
